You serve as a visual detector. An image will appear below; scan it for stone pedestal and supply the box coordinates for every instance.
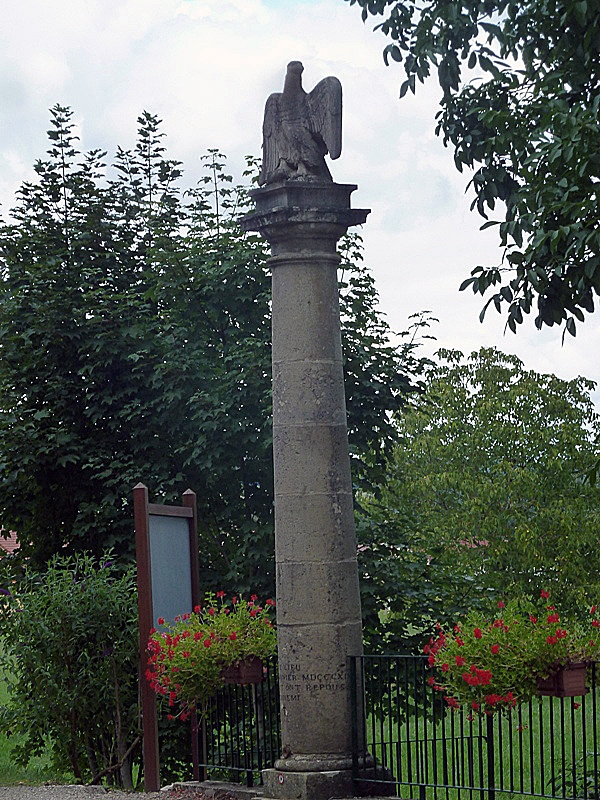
[241,181,370,799]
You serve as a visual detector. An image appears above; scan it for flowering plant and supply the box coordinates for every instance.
[145,591,276,719]
[425,591,600,715]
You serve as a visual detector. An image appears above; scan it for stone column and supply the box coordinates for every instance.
[242,181,370,800]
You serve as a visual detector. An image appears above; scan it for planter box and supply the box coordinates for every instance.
[537,662,587,697]
[221,657,264,685]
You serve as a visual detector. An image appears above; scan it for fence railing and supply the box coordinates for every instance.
[197,658,280,786]
[350,654,600,800]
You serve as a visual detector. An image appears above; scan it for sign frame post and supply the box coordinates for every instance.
[134,483,200,791]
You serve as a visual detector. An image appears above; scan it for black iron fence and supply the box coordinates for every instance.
[197,658,280,786]
[351,654,600,800]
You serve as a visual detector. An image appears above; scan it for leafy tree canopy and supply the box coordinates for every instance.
[360,346,600,652]
[345,0,600,336]
[0,105,419,597]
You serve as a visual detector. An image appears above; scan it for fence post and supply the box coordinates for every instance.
[350,656,359,779]
[486,714,496,800]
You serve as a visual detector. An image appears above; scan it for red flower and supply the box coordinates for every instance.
[208,608,216,616]
[485,693,503,706]
[473,628,482,639]
[592,620,600,628]
[203,638,212,648]
[157,617,165,626]
[441,663,449,672]
[216,591,226,598]
[491,644,500,655]
[251,594,258,602]
[194,605,201,613]
[232,596,238,604]
[455,655,466,667]
[547,613,560,624]
[540,590,550,599]
[547,635,557,645]
[445,696,460,709]
[229,632,237,640]
[591,606,597,614]
[456,638,465,647]
[529,615,538,624]
[497,601,505,609]
[266,598,276,606]
[478,669,492,685]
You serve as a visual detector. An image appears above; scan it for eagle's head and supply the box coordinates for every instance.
[287,61,304,76]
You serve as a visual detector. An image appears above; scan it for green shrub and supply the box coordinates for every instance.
[0,552,140,788]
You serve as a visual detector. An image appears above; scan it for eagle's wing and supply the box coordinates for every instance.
[307,76,342,160]
[259,92,281,185]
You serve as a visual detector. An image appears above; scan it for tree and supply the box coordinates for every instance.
[0,106,418,595]
[360,347,600,652]
[345,0,600,335]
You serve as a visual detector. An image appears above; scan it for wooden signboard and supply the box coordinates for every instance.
[134,483,200,791]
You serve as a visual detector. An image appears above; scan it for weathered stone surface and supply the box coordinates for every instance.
[274,492,355,562]
[272,361,347,426]
[262,768,354,800]
[272,424,353,497]
[241,121,370,795]
[276,561,362,624]
[271,263,343,364]
[276,620,363,755]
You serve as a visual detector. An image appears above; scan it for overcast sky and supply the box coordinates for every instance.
[1,0,598,404]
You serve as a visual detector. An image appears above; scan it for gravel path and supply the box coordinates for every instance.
[0,781,260,800]
[0,787,162,799]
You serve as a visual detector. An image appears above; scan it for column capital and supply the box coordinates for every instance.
[240,181,370,249]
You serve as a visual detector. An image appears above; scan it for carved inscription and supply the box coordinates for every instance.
[279,661,347,703]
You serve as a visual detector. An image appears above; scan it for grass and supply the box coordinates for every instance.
[363,690,600,800]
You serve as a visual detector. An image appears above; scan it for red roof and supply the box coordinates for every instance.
[0,531,19,555]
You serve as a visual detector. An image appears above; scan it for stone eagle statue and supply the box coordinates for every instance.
[259,61,342,186]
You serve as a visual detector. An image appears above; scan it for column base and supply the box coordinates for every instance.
[274,753,354,772]
[262,767,354,800]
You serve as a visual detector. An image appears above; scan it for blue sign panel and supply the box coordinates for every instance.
[148,514,193,626]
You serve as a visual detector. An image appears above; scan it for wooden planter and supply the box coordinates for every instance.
[536,662,587,697]
[220,657,264,686]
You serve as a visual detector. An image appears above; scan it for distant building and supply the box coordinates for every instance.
[0,531,19,556]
